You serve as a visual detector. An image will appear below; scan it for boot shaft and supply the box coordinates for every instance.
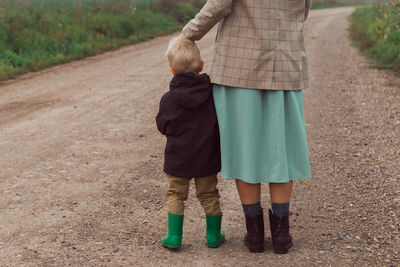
[162,213,184,249]
[244,210,265,253]
[268,209,290,236]
[268,209,292,254]
[167,213,184,235]
[245,210,265,237]
[206,213,225,248]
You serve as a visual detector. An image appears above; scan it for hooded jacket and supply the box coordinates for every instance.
[156,72,221,178]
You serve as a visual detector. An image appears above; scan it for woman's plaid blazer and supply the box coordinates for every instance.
[183,0,312,90]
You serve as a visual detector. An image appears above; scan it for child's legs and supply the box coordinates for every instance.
[194,174,221,216]
[165,175,190,215]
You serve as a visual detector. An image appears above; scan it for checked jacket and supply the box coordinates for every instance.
[182,0,312,90]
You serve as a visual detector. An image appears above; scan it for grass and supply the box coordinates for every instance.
[0,0,203,80]
[350,0,400,72]
[311,1,358,9]
[311,0,383,9]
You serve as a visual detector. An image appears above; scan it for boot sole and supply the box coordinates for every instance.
[162,244,180,250]
[162,242,181,249]
[207,237,225,248]
[273,241,293,254]
[248,246,265,253]
[244,240,265,253]
[206,243,222,248]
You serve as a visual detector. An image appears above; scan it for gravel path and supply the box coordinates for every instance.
[0,7,398,266]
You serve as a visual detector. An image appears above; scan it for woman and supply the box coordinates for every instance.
[180,0,312,254]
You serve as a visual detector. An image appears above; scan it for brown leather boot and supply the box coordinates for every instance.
[244,211,265,253]
[269,209,293,254]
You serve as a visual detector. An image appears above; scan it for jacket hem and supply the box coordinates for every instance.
[210,76,309,91]
[164,167,221,179]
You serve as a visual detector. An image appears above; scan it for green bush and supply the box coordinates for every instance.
[0,50,32,68]
[171,2,199,23]
[350,0,400,72]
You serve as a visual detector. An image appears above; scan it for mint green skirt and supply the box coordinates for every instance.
[213,85,312,183]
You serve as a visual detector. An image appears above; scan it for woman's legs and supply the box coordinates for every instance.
[268,181,293,254]
[235,180,294,254]
[235,179,264,253]
[235,179,261,204]
[236,180,293,204]
[269,181,293,204]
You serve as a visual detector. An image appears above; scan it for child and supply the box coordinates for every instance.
[156,37,224,249]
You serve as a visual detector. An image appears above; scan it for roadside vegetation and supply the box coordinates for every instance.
[350,0,400,72]
[0,0,204,80]
[311,0,380,9]
[312,1,356,9]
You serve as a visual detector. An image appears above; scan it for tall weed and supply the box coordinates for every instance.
[350,0,400,72]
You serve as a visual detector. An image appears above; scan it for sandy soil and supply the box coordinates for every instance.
[0,7,399,266]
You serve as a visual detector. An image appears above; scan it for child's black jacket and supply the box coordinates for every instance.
[156,72,221,178]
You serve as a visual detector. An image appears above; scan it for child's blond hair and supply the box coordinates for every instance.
[166,37,202,74]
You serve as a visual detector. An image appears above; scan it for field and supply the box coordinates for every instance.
[0,0,203,80]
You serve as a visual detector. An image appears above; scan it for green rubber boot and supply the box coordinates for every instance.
[162,213,184,249]
[206,213,225,248]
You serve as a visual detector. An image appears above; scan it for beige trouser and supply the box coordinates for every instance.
[165,174,221,216]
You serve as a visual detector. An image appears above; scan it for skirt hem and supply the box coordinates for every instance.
[220,173,312,184]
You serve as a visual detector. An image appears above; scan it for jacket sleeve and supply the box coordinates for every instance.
[156,94,171,135]
[305,0,312,20]
[182,0,232,41]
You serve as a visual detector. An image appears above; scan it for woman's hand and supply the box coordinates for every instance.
[181,0,232,41]
[177,33,186,41]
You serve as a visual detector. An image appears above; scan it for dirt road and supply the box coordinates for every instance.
[0,7,399,266]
